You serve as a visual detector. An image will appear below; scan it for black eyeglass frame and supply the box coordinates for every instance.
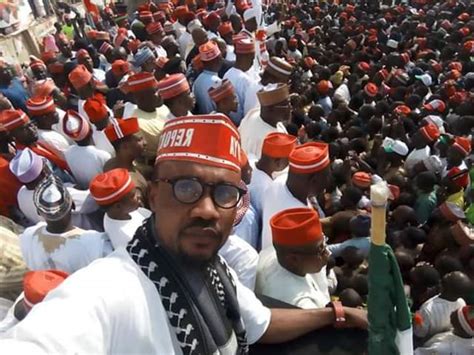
[155,176,247,209]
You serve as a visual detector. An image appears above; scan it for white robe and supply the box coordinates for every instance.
[248,166,273,218]
[243,81,263,116]
[256,248,330,309]
[0,249,271,353]
[64,145,111,189]
[104,208,151,250]
[223,67,256,122]
[20,222,112,273]
[37,129,71,159]
[219,235,258,290]
[404,146,430,173]
[239,108,288,162]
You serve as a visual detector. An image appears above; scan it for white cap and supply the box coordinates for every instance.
[243,8,257,22]
[9,148,44,184]
[382,137,409,156]
[415,73,432,87]
[187,19,202,33]
[387,39,399,49]
[422,155,443,173]
[423,115,445,133]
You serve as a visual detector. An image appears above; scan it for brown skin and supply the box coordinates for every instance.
[150,161,239,264]
[164,91,195,117]
[149,160,367,341]
[150,32,165,46]
[105,188,141,220]
[256,155,289,177]
[215,93,238,116]
[235,52,255,73]
[276,240,330,276]
[141,57,157,73]
[33,111,59,130]
[286,165,331,204]
[244,17,258,33]
[76,80,95,100]
[11,121,39,146]
[134,87,163,112]
[260,98,291,127]
[78,54,94,73]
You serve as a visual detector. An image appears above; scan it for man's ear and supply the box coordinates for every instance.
[148,181,159,212]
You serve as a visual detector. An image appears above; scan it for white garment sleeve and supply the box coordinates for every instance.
[229,267,271,344]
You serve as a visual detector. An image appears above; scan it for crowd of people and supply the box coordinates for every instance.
[0,0,473,353]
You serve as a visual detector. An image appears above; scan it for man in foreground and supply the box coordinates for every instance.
[0,114,366,353]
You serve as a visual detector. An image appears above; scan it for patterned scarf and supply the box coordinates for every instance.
[127,217,249,355]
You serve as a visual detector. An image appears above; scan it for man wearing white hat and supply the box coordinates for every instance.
[20,174,112,273]
[9,148,47,225]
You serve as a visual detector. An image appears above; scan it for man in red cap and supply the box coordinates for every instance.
[124,72,170,177]
[192,40,223,115]
[262,142,331,250]
[156,73,195,119]
[256,207,330,308]
[90,168,151,250]
[244,56,293,116]
[63,110,111,189]
[223,37,257,124]
[239,83,290,159]
[83,95,116,156]
[0,109,69,173]
[103,117,148,204]
[208,79,238,116]
[68,64,101,123]
[405,123,440,175]
[0,270,68,333]
[26,96,71,158]
[249,132,296,221]
[204,12,221,39]
[1,114,366,354]
[76,49,106,84]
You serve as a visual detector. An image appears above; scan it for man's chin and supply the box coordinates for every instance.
[177,247,218,266]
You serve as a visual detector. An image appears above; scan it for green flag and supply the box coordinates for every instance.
[368,243,412,354]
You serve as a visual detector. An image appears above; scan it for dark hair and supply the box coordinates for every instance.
[435,255,464,278]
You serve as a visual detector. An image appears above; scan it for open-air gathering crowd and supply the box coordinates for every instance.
[0,0,473,353]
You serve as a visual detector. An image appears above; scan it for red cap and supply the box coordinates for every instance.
[208,79,235,103]
[139,10,153,21]
[357,61,370,72]
[41,51,57,63]
[146,22,164,35]
[26,96,56,117]
[199,41,221,61]
[173,5,189,19]
[111,60,130,76]
[0,109,30,131]
[204,12,221,27]
[218,22,233,36]
[126,72,158,93]
[424,99,446,113]
[458,12,470,22]
[352,172,371,188]
[316,80,332,95]
[234,38,255,54]
[23,270,68,309]
[30,58,46,71]
[84,97,108,123]
[447,167,469,188]
[453,136,471,156]
[394,105,411,116]
[271,207,323,246]
[76,49,90,61]
[156,114,242,172]
[439,201,465,222]
[419,123,440,142]
[262,132,297,158]
[364,82,378,97]
[62,110,91,141]
[90,168,136,206]
[457,306,474,337]
[68,65,93,90]
[104,117,140,142]
[449,61,463,72]
[99,42,114,55]
[289,142,330,174]
[156,74,190,100]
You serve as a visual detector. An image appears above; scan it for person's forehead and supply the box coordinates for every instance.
[156,160,240,184]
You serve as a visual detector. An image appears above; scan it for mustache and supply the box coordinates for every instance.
[181,218,220,232]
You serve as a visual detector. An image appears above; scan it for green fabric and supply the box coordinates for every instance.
[466,204,474,225]
[368,244,411,355]
[414,191,437,224]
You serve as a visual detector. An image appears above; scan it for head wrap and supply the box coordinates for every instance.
[34,175,73,220]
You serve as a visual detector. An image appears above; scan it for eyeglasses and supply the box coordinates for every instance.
[155,177,247,209]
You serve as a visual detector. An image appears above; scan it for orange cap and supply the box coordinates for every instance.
[271,207,323,246]
[262,132,297,158]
